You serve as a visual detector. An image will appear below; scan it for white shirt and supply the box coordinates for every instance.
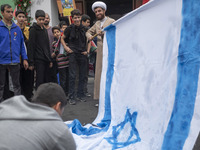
[100,17,107,29]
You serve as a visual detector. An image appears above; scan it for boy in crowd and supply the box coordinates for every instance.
[52,26,69,97]
[28,10,53,89]
[15,9,34,100]
[62,9,88,105]
[0,4,28,102]
[59,21,68,34]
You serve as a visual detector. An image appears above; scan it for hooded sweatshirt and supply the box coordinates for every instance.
[0,96,76,150]
[28,23,52,66]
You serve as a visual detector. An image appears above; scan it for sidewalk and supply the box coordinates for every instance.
[61,77,99,125]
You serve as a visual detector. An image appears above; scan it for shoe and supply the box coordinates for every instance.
[95,104,99,107]
[84,92,91,97]
[69,99,76,105]
[77,97,86,102]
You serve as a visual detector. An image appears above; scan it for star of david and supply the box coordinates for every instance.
[105,109,141,149]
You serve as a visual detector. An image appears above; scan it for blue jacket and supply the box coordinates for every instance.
[0,21,28,64]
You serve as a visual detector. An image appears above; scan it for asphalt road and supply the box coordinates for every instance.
[61,77,99,125]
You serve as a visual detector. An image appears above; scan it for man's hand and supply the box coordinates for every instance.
[88,36,93,41]
[51,53,56,58]
[97,30,103,36]
[23,60,29,70]
[65,47,73,53]
[49,62,53,68]
[81,51,88,56]
[29,66,34,71]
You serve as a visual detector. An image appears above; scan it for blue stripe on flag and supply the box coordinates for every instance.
[67,25,116,135]
[98,24,116,126]
[162,0,200,149]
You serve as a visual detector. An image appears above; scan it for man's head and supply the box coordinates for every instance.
[44,13,50,26]
[24,17,28,26]
[52,26,61,39]
[59,21,68,32]
[32,83,67,116]
[35,10,45,27]
[71,9,81,26]
[15,10,25,25]
[92,1,106,20]
[1,4,13,22]
[81,14,91,27]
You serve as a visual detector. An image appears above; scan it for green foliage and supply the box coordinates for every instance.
[13,0,32,26]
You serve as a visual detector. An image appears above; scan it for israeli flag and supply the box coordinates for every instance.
[66,0,200,149]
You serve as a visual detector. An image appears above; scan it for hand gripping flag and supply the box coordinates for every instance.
[65,0,200,149]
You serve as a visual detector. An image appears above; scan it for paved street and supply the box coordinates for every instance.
[61,77,99,125]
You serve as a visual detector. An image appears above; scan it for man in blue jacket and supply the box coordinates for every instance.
[0,4,28,102]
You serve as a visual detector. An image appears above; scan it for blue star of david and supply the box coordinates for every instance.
[105,109,141,149]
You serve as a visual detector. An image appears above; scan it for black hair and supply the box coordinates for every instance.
[0,15,2,20]
[71,9,81,18]
[81,14,91,22]
[59,21,67,28]
[32,83,67,109]
[52,26,60,33]
[15,10,25,17]
[1,4,12,12]
[35,9,45,19]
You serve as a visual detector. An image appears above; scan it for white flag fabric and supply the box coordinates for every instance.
[66,0,200,149]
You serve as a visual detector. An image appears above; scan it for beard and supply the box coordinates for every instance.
[44,21,49,26]
[96,14,105,20]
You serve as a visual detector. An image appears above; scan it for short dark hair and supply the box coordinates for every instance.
[15,10,25,17]
[59,21,67,28]
[52,26,60,33]
[35,9,45,19]
[71,9,81,18]
[0,15,2,20]
[81,14,91,22]
[32,83,67,108]
[1,4,12,12]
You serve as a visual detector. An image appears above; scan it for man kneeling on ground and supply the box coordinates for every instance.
[0,82,76,150]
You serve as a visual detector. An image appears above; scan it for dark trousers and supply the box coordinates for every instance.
[35,61,51,89]
[20,67,34,100]
[69,53,87,99]
[0,64,21,102]
[49,61,58,83]
[58,67,69,96]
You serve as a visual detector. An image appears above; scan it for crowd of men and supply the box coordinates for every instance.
[0,1,114,105]
[0,1,115,149]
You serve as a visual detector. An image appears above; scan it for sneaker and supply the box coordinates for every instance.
[77,97,86,102]
[69,99,76,105]
[84,92,91,97]
[95,104,99,107]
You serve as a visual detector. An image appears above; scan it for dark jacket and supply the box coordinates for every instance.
[0,21,27,64]
[64,24,87,53]
[28,23,52,66]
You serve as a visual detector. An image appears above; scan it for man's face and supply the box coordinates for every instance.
[24,17,28,26]
[16,13,25,25]
[44,14,50,26]
[36,16,45,27]
[94,7,105,20]
[82,19,90,27]
[72,15,81,26]
[53,29,61,39]
[61,25,67,32]
[1,7,13,21]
